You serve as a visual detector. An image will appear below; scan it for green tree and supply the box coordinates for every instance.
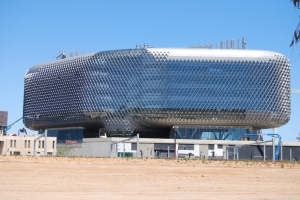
[290,0,300,46]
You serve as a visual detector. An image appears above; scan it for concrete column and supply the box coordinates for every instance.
[233,147,236,160]
[136,134,139,158]
[5,135,8,156]
[176,143,178,159]
[226,146,228,160]
[109,143,113,158]
[167,146,170,158]
[290,149,292,161]
[44,130,47,156]
[116,142,118,158]
[123,143,125,158]
[34,140,36,156]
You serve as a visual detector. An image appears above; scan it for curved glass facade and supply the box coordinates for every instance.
[23,48,291,139]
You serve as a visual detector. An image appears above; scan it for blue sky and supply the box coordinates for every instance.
[0,0,299,141]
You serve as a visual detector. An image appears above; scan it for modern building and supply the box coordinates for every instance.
[23,46,291,142]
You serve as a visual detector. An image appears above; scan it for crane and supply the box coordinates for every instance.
[3,115,37,135]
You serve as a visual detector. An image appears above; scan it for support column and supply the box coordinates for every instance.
[123,143,125,158]
[44,130,47,156]
[110,143,112,158]
[116,142,118,158]
[34,140,36,156]
[167,146,170,158]
[173,127,177,159]
[290,149,292,161]
[176,144,178,159]
[280,141,283,161]
[233,147,236,160]
[272,137,275,161]
[226,146,229,160]
[263,141,266,161]
[136,134,139,158]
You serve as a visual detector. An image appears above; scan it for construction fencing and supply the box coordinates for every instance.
[56,141,300,161]
[56,142,111,157]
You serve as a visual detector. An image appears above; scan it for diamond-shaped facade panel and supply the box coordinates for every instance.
[23,48,291,135]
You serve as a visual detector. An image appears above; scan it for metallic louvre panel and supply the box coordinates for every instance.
[23,48,291,132]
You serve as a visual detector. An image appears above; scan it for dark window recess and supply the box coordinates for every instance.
[208,144,214,150]
[131,143,137,150]
[178,144,194,150]
[217,144,223,149]
[47,128,85,143]
[154,143,175,150]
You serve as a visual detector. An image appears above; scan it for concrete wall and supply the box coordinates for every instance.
[139,143,154,158]
[0,136,56,156]
[199,144,208,159]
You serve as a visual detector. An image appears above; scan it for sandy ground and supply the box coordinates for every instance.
[0,156,299,200]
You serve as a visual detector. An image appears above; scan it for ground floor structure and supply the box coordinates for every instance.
[57,137,300,161]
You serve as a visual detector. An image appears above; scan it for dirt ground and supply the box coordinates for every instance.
[0,156,299,200]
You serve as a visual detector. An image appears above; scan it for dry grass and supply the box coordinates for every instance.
[0,156,299,200]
